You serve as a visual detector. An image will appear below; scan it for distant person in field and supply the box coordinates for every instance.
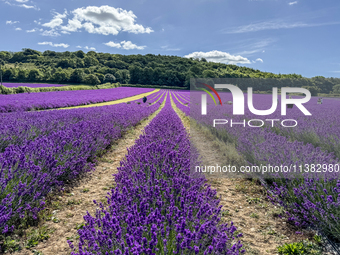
[143,96,147,103]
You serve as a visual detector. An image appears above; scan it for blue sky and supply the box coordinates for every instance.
[1,0,340,78]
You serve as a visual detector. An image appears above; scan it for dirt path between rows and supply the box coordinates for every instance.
[169,94,320,255]
[15,95,166,255]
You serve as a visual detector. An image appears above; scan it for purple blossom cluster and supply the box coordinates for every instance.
[2,83,66,88]
[0,87,154,112]
[0,92,165,234]
[175,91,340,241]
[70,93,244,255]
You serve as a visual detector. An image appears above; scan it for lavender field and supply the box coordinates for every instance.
[1,87,338,254]
[0,87,155,112]
[174,90,340,243]
[2,83,66,88]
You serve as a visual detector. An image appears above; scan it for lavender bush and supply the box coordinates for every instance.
[70,93,244,255]
[0,91,165,234]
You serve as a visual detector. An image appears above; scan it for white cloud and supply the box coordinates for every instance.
[15,27,22,30]
[19,3,35,8]
[104,41,122,48]
[121,40,146,50]
[252,58,263,63]
[41,5,153,36]
[38,41,69,48]
[4,0,39,10]
[76,46,82,48]
[6,20,19,25]
[42,10,67,29]
[26,28,36,32]
[41,30,60,37]
[184,50,251,65]
[104,40,146,50]
[84,46,96,50]
[288,1,298,5]
[225,20,340,34]
[161,45,181,51]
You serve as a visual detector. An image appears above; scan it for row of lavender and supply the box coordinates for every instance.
[2,83,66,88]
[69,93,244,255]
[0,87,155,113]
[0,91,165,234]
[173,91,340,241]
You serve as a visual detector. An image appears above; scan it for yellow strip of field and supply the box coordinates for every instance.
[58,89,160,110]
[175,92,190,103]
[172,92,188,107]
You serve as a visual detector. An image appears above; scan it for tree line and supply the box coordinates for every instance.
[0,48,339,93]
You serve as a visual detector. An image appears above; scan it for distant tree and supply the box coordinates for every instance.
[85,74,100,85]
[84,56,99,67]
[28,69,40,81]
[333,84,340,94]
[95,73,105,83]
[3,69,15,81]
[75,50,85,58]
[0,51,11,61]
[70,69,85,83]
[104,73,116,83]
[302,86,320,97]
[17,69,27,81]
[0,59,4,85]
[53,69,69,83]
[129,65,142,84]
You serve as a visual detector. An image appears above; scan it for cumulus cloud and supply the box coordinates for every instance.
[184,50,251,65]
[38,41,69,48]
[288,1,298,5]
[15,27,22,30]
[26,28,36,32]
[6,20,19,25]
[41,5,153,36]
[104,40,146,50]
[43,10,68,29]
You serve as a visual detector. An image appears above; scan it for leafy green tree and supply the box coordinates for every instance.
[28,69,40,81]
[85,74,100,85]
[57,59,76,68]
[0,51,11,61]
[129,65,142,84]
[84,56,99,67]
[104,73,116,83]
[0,59,4,85]
[53,69,69,83]
[95,73,105,83]
[3,69,15,81]
[333,84,340,94]
[75,50,85,58]
[17,69,27,81]
[302,86,320,96]
[70,69,85,83]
